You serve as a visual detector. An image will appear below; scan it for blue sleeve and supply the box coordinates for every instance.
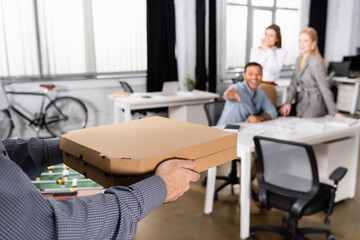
[3,137,63,179]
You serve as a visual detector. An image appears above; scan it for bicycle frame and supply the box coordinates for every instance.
[2,80,88,138]
[6,90,53,130]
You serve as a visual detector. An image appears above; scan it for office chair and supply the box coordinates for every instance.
[250,136,347,240]
[203,99,241,200]
[259,83,277,106]
[119,81,148,117]
[119,81,135,93]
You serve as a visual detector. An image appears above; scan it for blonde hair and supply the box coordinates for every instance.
[300,28,326,67]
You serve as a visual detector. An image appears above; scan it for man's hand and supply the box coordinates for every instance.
[245,115,262,123]
[155,159,200,203]
[223,88,241,102]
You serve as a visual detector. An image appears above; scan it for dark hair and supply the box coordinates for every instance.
[244,62,262,72]
[266,24,282,48]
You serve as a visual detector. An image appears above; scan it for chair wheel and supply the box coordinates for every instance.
[327,234,336,240]
[250,232,256,239]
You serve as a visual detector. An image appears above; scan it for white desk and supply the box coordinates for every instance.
[110,90,220,124]
[333,77,360,115]
[204,117,360,239]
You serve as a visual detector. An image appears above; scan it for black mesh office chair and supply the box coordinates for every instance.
[250,136,347,240]
[119,81,148,117]
[119,81,135,93]
[203,99,241,200]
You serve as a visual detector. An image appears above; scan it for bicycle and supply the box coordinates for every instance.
[0,82,88,138]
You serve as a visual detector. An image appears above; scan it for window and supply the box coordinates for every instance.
[92,0,147,73]
[0,0,39,77]
[0,0,147,79]
[37,0,86,75]
[225,0,302,71]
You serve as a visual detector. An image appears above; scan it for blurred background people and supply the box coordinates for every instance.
[278,28,344,118]
[250,24,287,106]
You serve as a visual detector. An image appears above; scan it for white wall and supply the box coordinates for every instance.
[324,0,360,62]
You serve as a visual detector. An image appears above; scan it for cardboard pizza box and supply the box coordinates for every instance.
[60,117,237,186]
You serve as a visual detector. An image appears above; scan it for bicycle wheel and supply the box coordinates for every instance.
[0,109,13,138]
[44,97,88,137]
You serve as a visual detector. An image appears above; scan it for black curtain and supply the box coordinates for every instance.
[309,0,328,57]
[208,0,217,93]
[195,0,207,91]
[147,0,178,92]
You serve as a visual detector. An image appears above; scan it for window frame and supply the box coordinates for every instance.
[220,0,302,80]
[0,0,147,83]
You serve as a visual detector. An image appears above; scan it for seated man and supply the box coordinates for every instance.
[217,62,277,214]
[217,62,278,126]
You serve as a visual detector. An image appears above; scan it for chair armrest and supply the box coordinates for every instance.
[329,167,347,185]
[324,167,347,223]
[258,189,270,210]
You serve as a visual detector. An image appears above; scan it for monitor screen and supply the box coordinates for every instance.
[343,55,360,71]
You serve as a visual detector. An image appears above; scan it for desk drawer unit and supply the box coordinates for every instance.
[313,137,355,202]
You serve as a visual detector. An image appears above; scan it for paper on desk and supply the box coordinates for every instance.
[241,124,296,135]
[278,118,324,133]
[241,118,324,134]
[295,121,324,133]
[325,115,358,127]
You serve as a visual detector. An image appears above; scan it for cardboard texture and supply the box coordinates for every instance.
[60,116,237,186]
[63,154,150,188]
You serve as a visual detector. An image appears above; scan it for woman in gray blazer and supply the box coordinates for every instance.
[279,28,344,118]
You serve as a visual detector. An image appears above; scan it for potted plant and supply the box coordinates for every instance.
[186,77,196,91]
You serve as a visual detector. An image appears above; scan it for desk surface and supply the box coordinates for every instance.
[235,116,360,152]
[110,90,220,123]
[110,90,220,107]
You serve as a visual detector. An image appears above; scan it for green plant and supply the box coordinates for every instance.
[186,77,196,85]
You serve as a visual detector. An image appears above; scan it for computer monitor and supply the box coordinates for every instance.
[161,81,179,96]
[343,55,360,78]
[328,61,350,77]
[343,55,360,71]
